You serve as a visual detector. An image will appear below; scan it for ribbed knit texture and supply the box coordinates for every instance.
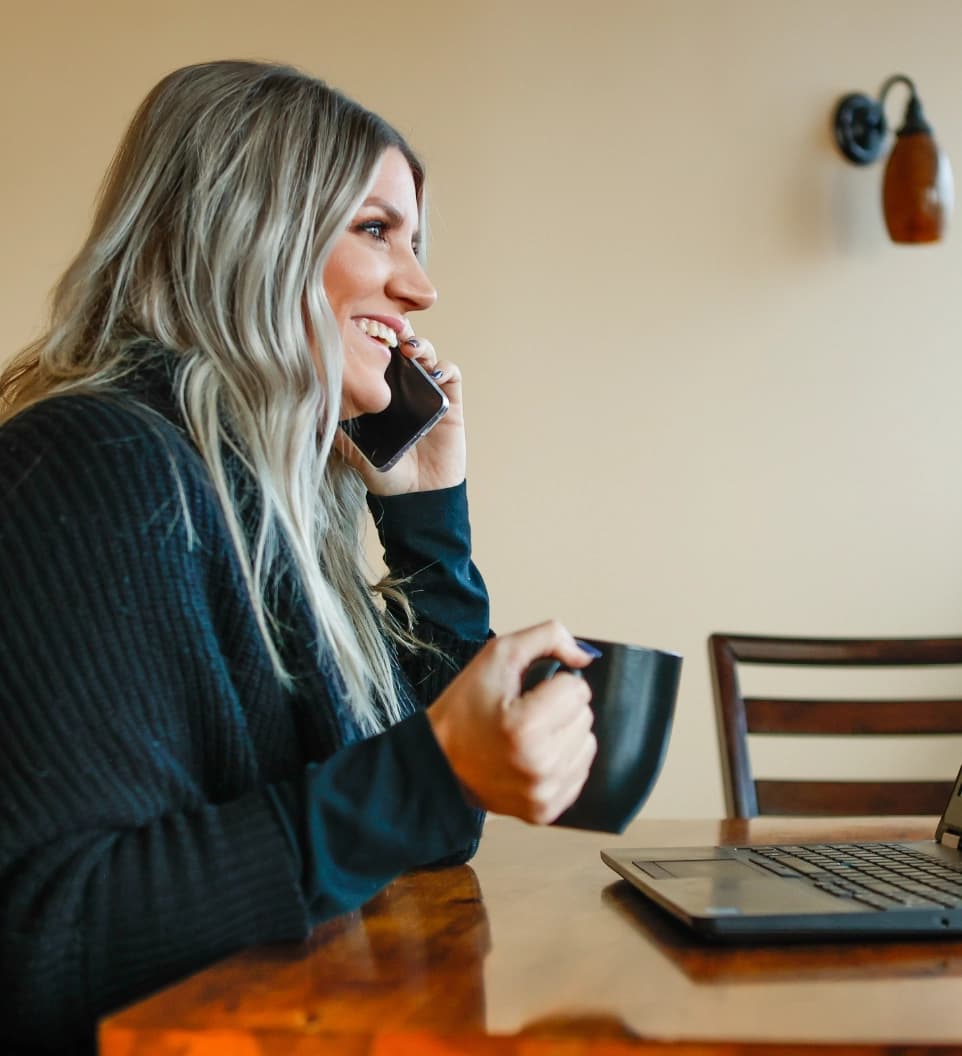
[0,381,489,1055]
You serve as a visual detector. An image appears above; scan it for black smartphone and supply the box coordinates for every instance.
[340,348,449,471]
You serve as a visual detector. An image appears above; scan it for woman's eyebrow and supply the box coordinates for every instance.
[360,196,421,246]
[361,197,404,225]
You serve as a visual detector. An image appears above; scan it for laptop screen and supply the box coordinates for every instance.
[936,763,962,846]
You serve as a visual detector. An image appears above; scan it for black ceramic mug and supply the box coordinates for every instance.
[550,639,682,833]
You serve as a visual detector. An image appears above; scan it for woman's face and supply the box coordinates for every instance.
[324,147,437,419]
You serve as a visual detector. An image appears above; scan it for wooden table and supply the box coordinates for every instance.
[99,814,962,1054]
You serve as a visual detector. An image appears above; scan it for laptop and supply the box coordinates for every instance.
[601,763,962,940]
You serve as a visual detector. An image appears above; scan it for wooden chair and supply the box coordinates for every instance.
[709,633,962,818]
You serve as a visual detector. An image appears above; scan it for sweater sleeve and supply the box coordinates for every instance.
[364,483,491,869]
[367,483,489,640]
[0,398,475,1053]
[367,483,492,699]
[264,708,480,923]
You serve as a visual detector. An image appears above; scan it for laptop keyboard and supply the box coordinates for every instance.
[739,843,962,910]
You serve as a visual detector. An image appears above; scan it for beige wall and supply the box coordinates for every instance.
[4,0,962,817]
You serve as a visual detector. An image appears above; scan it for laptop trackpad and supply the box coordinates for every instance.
[656,860,755,880]
[638,857,868,915]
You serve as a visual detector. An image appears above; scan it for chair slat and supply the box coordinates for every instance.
[755,779,954,817]
[745,697,962,735]
[725,635,962,667]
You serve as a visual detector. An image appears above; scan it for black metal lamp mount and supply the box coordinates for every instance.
[834,75,928,165]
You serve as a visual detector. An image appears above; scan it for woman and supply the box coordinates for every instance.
[0,60,597,1054]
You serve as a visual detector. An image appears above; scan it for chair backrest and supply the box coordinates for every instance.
[708,633,962,818]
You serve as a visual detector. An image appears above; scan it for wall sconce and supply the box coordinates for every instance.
[833,74,953,244]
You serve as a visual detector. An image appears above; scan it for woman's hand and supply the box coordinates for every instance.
[338,327,466,496]
[426,621,599,824]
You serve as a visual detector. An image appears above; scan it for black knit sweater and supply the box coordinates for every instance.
[0,374,489,1054]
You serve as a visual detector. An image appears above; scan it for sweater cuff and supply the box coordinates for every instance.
[367,482,489,640]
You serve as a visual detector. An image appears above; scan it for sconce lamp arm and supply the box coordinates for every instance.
[878,74,917,110]
[879,74,931,137]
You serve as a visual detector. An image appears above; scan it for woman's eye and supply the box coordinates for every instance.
[357,220,388,242]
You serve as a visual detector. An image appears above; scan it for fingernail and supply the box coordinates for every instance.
[404,336,420,348]
[575,639,603,658]
[431,368,444,379]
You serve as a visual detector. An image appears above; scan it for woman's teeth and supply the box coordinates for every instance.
[356,318,399,347]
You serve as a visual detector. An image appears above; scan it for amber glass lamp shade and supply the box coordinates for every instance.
[882,97,953,244]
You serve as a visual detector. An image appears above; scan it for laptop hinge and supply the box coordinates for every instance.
[939,831,961,850]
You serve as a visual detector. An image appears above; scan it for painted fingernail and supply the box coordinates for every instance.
[404,336,420,348]
[575,639,603,658]
[431,369,444,379]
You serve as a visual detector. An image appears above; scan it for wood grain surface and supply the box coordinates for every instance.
[99,814,962,1054]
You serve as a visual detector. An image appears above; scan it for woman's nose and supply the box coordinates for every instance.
[390,252,437,312]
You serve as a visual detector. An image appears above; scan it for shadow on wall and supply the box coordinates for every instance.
[786,99,887,258]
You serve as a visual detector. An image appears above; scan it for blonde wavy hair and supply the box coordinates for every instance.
[0,60,428,732]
